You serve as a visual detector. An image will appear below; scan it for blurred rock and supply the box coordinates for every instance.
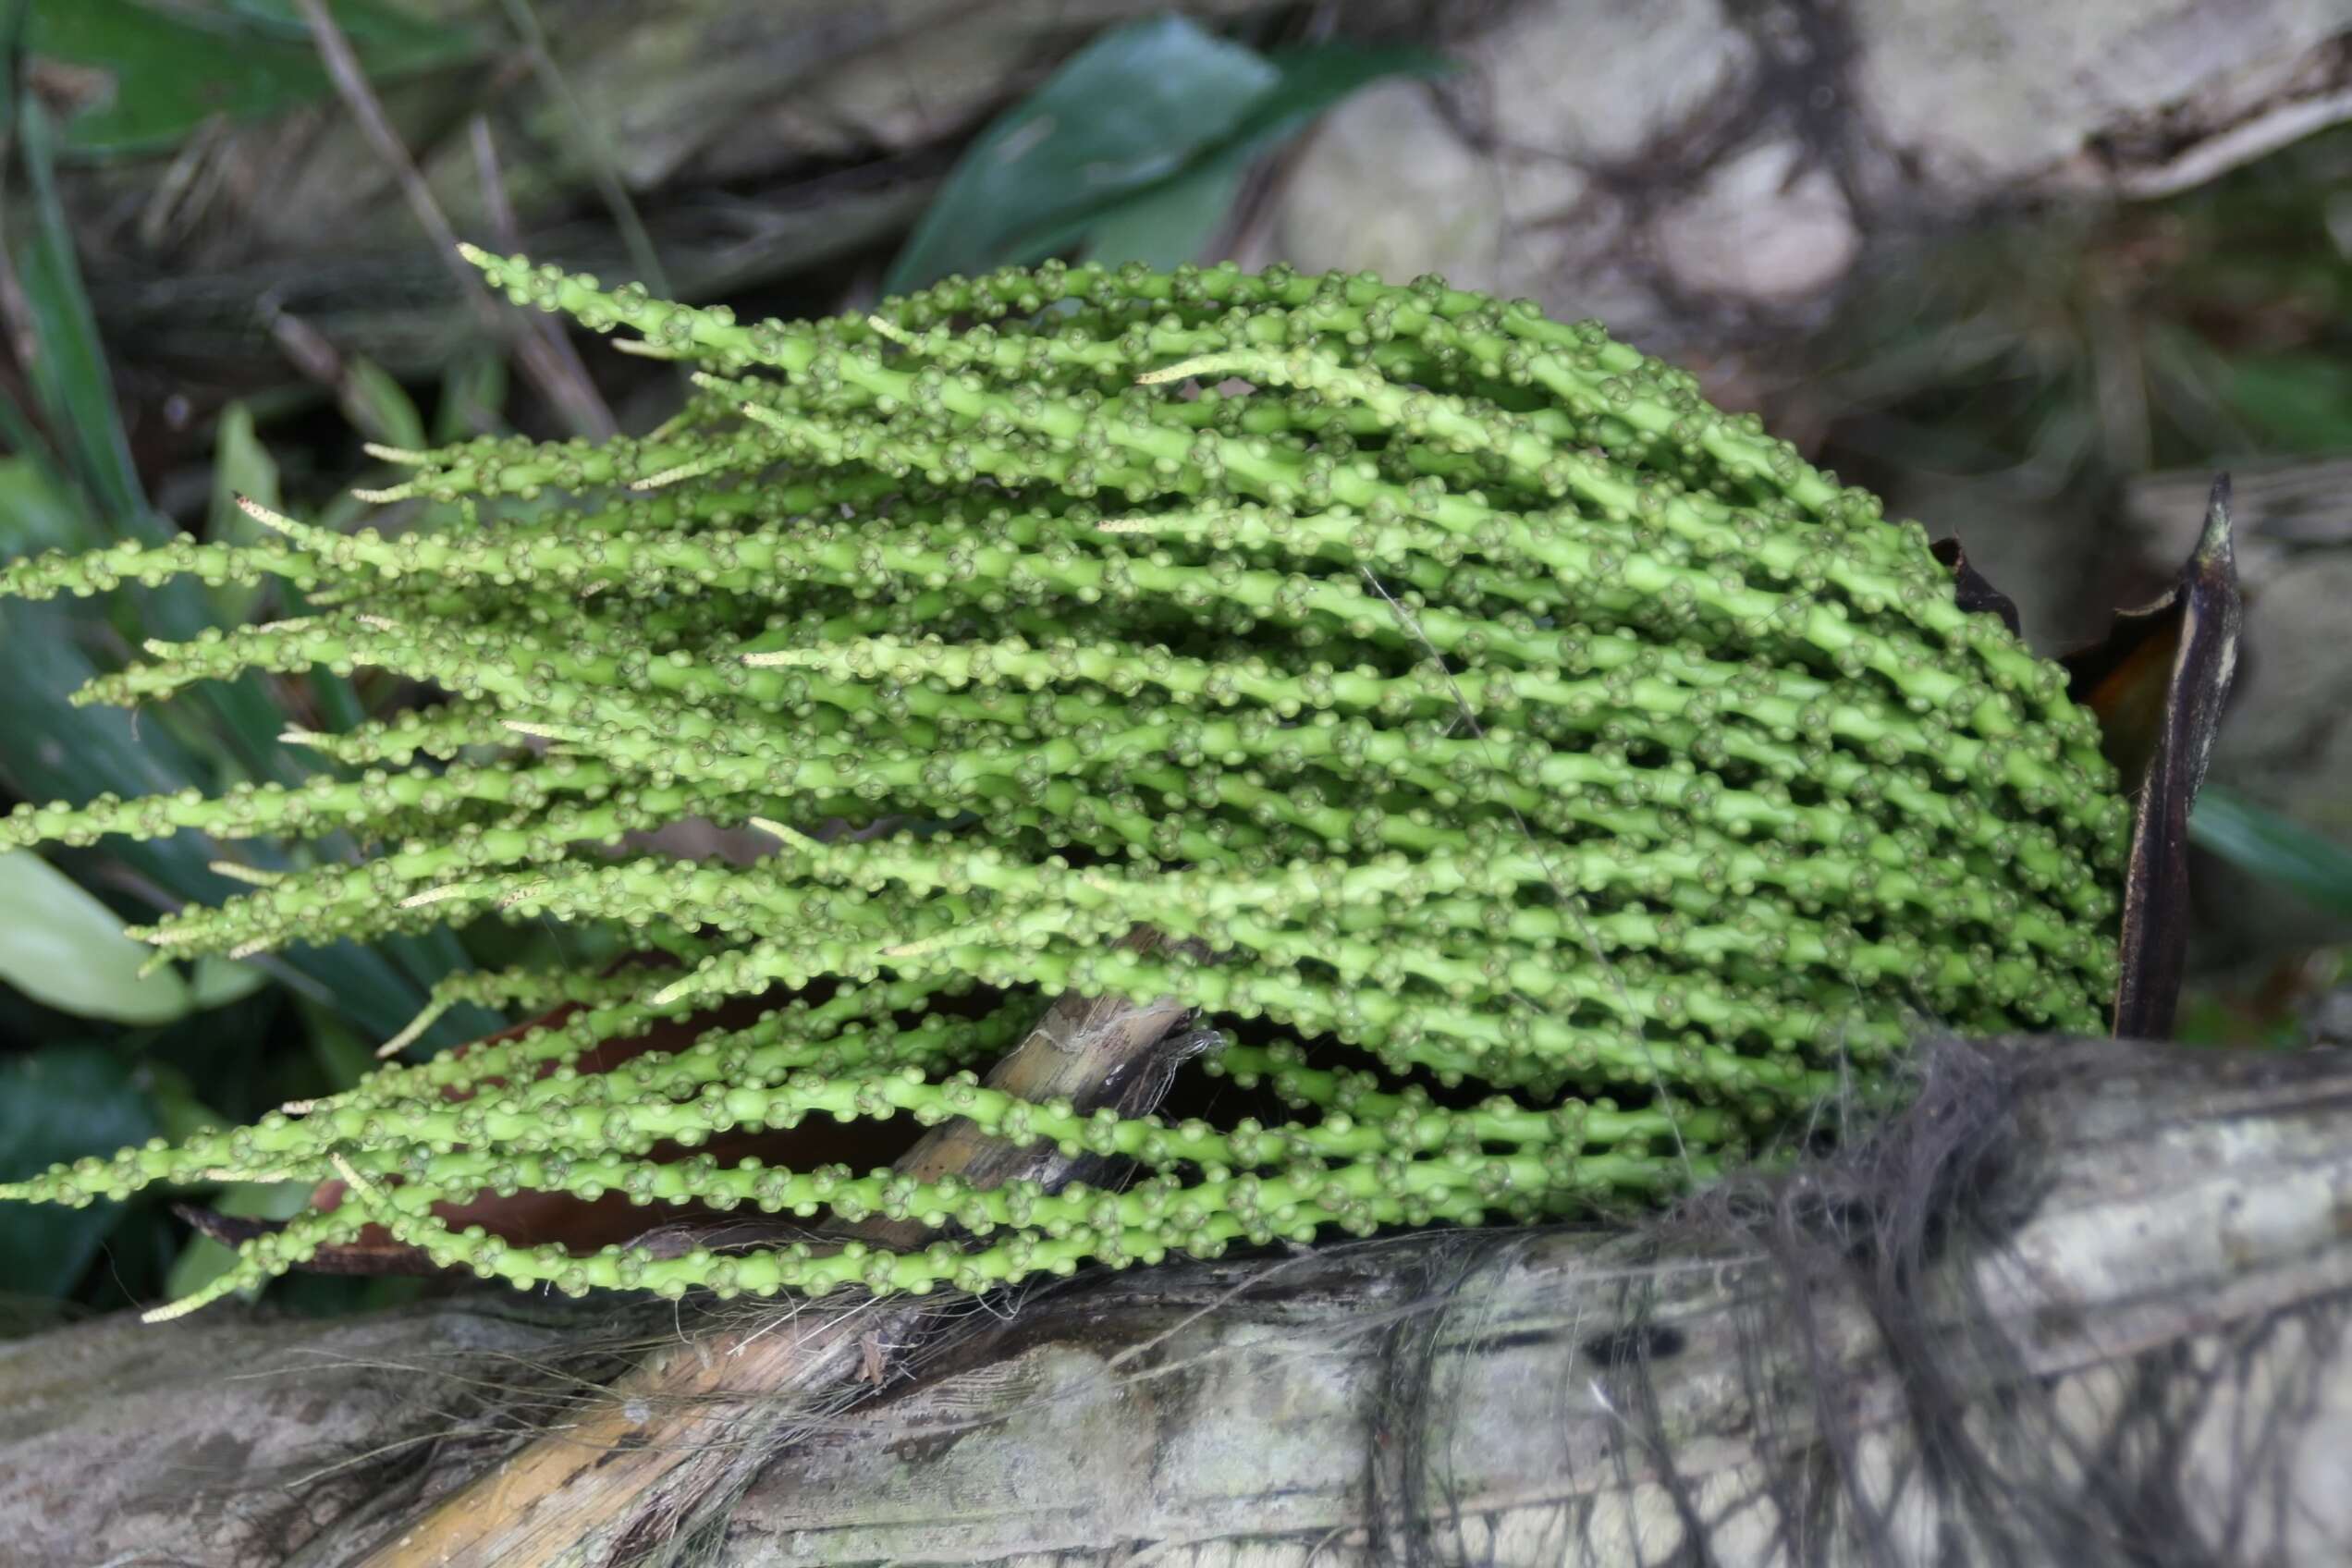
[1260,81,1509,289]
[1257,0,2352,353]
[1477,0,1757,167]
[1654,137,1859,303]
[2125,460,2352,593]
[1844,0,2352,200]
[53,0,2351,393]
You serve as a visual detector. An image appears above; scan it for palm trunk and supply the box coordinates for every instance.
[6,1035,2347,1566]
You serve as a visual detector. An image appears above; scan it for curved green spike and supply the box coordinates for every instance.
[0,256,2127,1317]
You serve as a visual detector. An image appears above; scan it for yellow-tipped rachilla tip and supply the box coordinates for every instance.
[630,456,726,492]
[1135,354,1232,387]
[141,1268,245,1325]
[233,495,313,537]
[494,880,553,911]
[328,1152,380,1204]
[375,996,451,1058]
[749,816,822,851]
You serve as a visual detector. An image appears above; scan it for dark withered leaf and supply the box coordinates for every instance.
[173,1203,444,1277]
[2060,476,2244,1040]
[1929,537,2024,638]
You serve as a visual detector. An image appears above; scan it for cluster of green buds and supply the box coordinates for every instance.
[0,250,2128,1317]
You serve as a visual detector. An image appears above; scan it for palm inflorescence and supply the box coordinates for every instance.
[0,251,2128,1316]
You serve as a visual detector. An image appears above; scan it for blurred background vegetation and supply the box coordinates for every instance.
[0,0,2346,1325]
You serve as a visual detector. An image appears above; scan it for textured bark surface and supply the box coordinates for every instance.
[4,1037,2348,1566]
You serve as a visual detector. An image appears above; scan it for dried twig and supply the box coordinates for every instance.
[295,0,614,439]
[468,113,619,436]
[493,0,669,299]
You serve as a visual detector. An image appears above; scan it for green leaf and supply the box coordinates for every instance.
[0,454,96,554]
[2191,786,2352,918]
[23,0,481,158]
[0,603,466,1047]
[216,0,459,47]
[1049,38,1450,272]
[0,101,473,1056]
[2223,352,2352,454]
[1218,41,1451,165]
[190,955,271,1011]
[208,402,281,520]
[8,91,144,529]
[0,850,191,1024]
[7,93,298,778]
[138,1061,231,1145]
[0,1044,159,1297]
[340,356,429,452]
[206,401,282,622]
[884,16,1278,294]
[1080,162,1252,273]
[435,348,509,444]
[207,404,375,749]
[304,651,371,735]
[0,602,227,865]
[303,1004,378,1093]
[887,18,1447,292]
